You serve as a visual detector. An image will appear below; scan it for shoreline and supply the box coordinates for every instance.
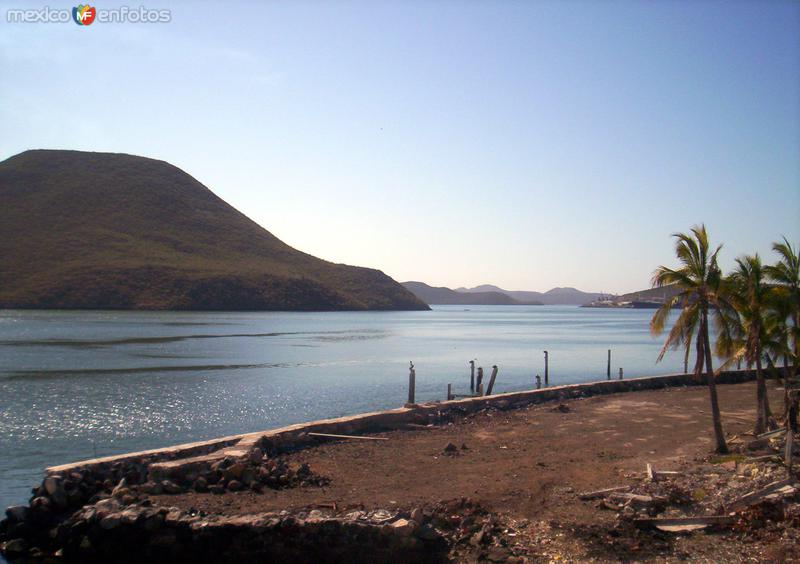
[46,368,761,477]
[2,368,794,562]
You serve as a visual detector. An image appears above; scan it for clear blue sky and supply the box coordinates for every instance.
[1,0,798,294]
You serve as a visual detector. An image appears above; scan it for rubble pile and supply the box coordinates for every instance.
[579,455,798,536]
[139,449,330,496]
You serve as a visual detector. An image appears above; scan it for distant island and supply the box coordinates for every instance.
[457,285,602,306]
[0,150,428,311]
[402,282,605,306]
[582,285,681,308]
[401,281,541,305]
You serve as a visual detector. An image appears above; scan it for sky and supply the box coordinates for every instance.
[1,0,798,294]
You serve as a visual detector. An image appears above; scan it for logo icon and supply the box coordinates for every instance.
[72,4,96,25]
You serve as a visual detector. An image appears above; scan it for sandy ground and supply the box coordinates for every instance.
[151,381,798,561]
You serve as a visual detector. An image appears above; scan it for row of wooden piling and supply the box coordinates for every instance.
[407,348,637,404]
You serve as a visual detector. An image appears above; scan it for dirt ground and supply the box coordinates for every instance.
[152,381,798,562]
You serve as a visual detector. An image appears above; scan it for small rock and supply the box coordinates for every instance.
[30,496,51,512]
[223,462,246,481]
[120,508,142,525]
[371,509,393,522]
[161,480,183,495]
[3,538,29,556]
[248,448,263,464]
[410,507,424,524]
[443,442,458,453]
[139,482,163,495]
[93,497,121,517]
[99,513,122,530]
[552,404,570,413]
[112,487,132,499]
[43,476,63,496]
[5,505,29,523]
[193,477,209,492]
[227,480,242,492]
[209,485,226,495]
[111,478,128,497]
[164,510,183,525]
[390,518,417,537]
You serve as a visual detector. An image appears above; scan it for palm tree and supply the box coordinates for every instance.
[651,225,729,453]
[765,238,800,423]
[721,254,776,434]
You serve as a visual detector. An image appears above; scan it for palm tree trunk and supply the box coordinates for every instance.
[701,307,728,453]
[785,355,791,418]
[754,345,767,434]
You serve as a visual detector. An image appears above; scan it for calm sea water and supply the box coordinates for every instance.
[0,305,683,512]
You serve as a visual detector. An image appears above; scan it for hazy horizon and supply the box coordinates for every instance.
[2,0,798,295]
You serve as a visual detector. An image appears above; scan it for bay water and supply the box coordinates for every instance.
[0,305,683,512]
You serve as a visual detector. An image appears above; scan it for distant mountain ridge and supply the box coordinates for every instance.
[0,149,428,311]
[456,284,602,305]
[401,282,535,305]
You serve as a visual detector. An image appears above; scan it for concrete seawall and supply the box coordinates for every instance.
[46,367,774,479]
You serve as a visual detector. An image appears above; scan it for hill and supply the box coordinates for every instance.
[0,150,428,311]
[457,285,601,305]
[401,282,534,305]
[616,285,681,303]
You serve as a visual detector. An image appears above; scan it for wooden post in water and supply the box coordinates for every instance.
[476,367,484,396]
[607,349,611,380]
[408,361,416,404]
[544,351,549,387]
[535,374,541,389]
[447,383,453,401]
[684,355,688,374]
[469,360,475,393]
[486,365,499,395]
[619,367,624,380]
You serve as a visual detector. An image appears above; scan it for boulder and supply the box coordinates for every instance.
[223,463,246,481]
[43,476,63,496]
[94,497,121,518]
[5,505,29,523]
[248,448,263,464]
[2,538,28,556]
[99,513,122,530]
[139,482,163,495]
[120,508,143,525]
[390,518,417,537]
[161,481,183,495]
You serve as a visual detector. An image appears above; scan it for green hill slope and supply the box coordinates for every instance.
[0,150,428,311]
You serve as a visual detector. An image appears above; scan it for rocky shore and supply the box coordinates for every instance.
[2,369,796,562]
